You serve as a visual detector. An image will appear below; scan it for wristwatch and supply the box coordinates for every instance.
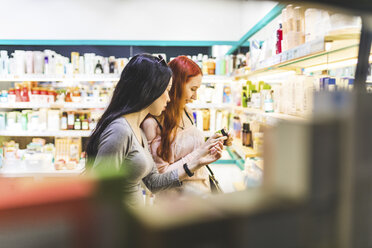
[183,163,194,177]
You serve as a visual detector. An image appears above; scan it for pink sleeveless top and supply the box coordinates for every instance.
[141,114,210,196]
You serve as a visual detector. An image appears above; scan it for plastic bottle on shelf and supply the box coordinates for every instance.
[286,4,295,50]
[215,57,221,76]
[109,56,116,74]
[44,55,49,75]
[0,90,8,103]
[202,109,210,131]
[47,89,55,103]
[74,115,81,130]
[82,114,89,130]
[21,86,30,102]
[61,112,68,130]
[242,86,248,108]
[65,89,72,102]
[264,90,274,113]
[49,54,56,75]
[260,83,271,110]
[247,84,256,108]
[79,56,85,74]
[233,116,242,139]
[48,110,60,131]
[276,23,283,54]
[251,90,261,109]
[55,56,64,75]
[33,51,44,74]
[242,123,252,147]
[25,51,33,74]
[197,54,203,69]
[103,58,110,74]
[71,88,81,103]
[14,50,26,75]
[94,60,104,74]
[201,56,209,75]
[8,89,15,103]
[89,117,96,130]
[40,88,48,104]
[71,52,80,74]
[30,87,38,104]
[67,112,75,130]
[281,8,288,51]
[294,6,305,46]
[0,50,9,75]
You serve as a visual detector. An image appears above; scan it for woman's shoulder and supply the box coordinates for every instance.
[141,116,162,141]
[141,116,161,131]
[142,116,159,128]
[102,117,133,141]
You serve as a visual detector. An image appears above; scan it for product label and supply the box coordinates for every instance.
[82,122,89,130]
[61,117,67,130]
[67,114,74,125]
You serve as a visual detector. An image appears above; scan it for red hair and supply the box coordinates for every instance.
[157,56,202,162]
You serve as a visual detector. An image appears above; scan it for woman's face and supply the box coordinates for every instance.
[148,78,172,116]
[182,74,202,105]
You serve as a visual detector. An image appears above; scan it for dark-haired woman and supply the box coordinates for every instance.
[142,56,232,197]
[86,54,225,207]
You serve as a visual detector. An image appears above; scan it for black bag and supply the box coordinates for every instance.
[206,165,223,194]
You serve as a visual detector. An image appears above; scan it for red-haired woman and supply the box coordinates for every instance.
[141,56,231,197]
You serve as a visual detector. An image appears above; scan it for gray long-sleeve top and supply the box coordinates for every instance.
[92,117,182,207]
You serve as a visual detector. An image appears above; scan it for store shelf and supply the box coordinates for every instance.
[231,138,259,159]
[233,106,306,121]
[0,74,233,84]
[0,130,92,137]
[0,162,85,178]
[187,103,233,109]
[0,74,121,82]
[234,29,365,79]
[202,75,233,84]
[0,102,108,109]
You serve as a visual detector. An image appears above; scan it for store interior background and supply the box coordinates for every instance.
[0,0,371,247]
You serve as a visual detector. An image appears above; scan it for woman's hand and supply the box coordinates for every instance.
[195,133,226,166]
[198,140,224,166]
[225,131,233,146]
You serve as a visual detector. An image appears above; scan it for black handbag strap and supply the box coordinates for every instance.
[184,109,194,125]
[206,165,223,193]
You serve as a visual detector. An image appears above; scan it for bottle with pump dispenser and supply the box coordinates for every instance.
[94,60,104,74]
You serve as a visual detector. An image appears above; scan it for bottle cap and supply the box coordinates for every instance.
[243,123,250,131]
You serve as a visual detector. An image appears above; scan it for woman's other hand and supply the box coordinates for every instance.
[195,134,226,166]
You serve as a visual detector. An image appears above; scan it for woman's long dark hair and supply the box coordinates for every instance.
[86,53,172,166]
